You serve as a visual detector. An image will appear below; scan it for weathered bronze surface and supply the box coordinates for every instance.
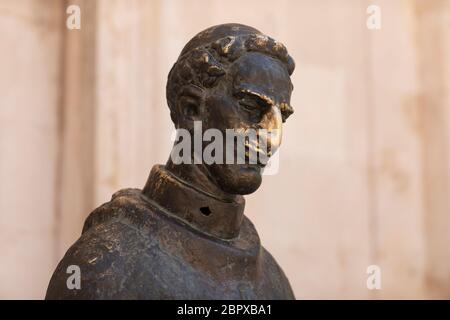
[46,23,296,299]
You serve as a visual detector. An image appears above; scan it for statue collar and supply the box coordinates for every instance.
[142,165,245,240]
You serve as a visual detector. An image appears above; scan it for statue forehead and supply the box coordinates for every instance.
[230,52,293,104]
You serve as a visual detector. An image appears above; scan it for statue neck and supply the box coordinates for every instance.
[165,158,237,202]
[142,163,245,240]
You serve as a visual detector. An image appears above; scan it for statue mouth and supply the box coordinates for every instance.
[243,143,270,167]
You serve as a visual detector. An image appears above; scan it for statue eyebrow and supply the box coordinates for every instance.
[236,88,294,116]
[236,88,274,108]
[279,102,294,121]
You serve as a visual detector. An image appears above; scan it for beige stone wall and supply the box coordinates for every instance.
[0,0,449,299]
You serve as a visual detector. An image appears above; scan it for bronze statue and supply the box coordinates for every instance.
[46,23,296,299]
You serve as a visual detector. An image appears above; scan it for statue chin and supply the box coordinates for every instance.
[209,163,263,195]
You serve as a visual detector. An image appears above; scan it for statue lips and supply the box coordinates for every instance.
[234,144,268,169]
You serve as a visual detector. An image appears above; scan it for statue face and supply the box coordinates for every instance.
[202,52,293,195]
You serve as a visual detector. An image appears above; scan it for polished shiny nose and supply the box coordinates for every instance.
[259,105,283,157]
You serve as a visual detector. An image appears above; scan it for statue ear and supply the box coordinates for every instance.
[178,85,205,122]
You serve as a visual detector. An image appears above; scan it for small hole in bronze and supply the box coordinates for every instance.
[200,206,212,216]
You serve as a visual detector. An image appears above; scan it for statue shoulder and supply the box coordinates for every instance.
[260,246,296,299]
[45,188,161,299]
[82,188,155,233]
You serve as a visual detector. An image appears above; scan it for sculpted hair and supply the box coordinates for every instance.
[166,33,295,125]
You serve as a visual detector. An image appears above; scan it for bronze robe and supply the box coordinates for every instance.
[46,165,294,299]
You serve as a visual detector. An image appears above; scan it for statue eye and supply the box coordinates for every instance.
[238,98,259,111]
[238,99,264,122]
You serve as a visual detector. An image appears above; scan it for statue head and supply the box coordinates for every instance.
[166,23,295,195]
